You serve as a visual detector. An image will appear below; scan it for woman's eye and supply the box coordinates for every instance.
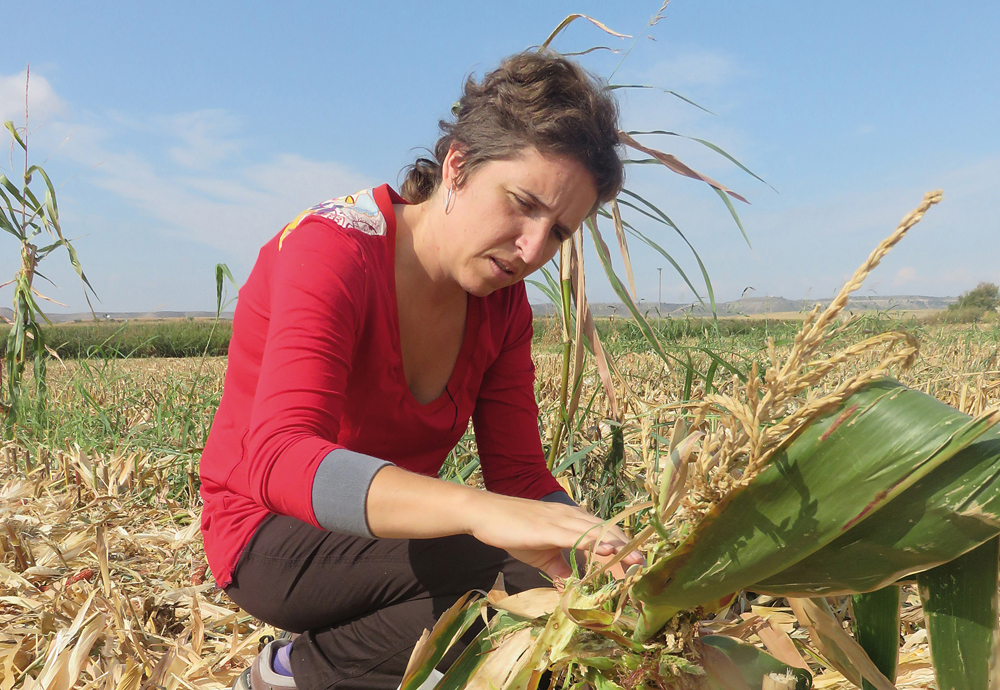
[514,195,532,210]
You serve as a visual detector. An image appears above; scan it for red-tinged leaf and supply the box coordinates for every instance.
[618,130,749,204]
[539,14,630,50]
[697,640,752,690]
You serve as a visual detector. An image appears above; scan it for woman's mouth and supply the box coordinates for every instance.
[490,257,515,277]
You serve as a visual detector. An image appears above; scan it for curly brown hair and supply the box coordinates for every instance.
[400,51,624,210]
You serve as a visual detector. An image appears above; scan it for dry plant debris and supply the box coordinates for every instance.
[1,446,269,690]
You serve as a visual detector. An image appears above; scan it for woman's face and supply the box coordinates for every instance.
[439,146,598,297]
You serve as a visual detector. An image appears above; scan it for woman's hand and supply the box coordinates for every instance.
[467,491,641,579]
[367,466,642,579]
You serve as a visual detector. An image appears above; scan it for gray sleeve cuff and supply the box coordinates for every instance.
[312,449,393,537]
[540,490,578,508]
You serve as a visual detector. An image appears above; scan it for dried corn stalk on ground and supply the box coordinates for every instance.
[1,445,271,690]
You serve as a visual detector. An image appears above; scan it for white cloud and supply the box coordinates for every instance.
[893,266,917,286]
[161,110,243,169]
[83,148,373,260]
[0,70,66,127]
[0,69,374,263]
[643,51,739,89]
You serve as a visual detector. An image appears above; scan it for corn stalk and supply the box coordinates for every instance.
[1,69,96,434]
[539,10,761,477]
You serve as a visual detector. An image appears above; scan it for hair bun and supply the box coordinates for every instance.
[399,157,442,204]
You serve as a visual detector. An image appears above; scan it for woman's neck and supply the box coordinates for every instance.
[394,201,466,305]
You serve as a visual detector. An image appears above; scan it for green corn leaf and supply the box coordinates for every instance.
[700,636,812,690]
[594,202,706,307]
[616,189,718,320]
[682,352,695,402]
[4,121,26,150]
[624,224,705,306]
[606,85,715,115]
[215,262,237,316]
[756,423,1000,595]
[851,587,900,690]
[918,536,1000,690]
[713,187,753,250]
[0,175,29,207]
[704,358,720,394]
[693,346,748,383]
[0,210,22,239]
[525,278,558,308]
[399,593,484,690]
[585,215,679,371]
[552,441,600,475]
[21,184,43,216]
[631,379,1000,640]
[456,457,479,482]
[527,263,566,324]
[433,612,528,690]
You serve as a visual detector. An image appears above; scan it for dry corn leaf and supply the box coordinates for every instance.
[755,619,810,671]
[788,597,895,690]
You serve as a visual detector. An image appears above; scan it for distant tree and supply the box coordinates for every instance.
[950,282,1000,312]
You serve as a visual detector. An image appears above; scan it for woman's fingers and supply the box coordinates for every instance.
[559,516,645,567]
[508,547,572,580]
[471,495,644,573]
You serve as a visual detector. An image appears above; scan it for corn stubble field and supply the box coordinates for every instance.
[0,309,997,689]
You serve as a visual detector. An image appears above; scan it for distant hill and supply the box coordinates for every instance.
[0,294,956,325]
[0,308,232,323]
[530,294,957,318]
[674,294,956,317]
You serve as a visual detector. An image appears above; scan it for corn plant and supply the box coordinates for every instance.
[1,73,96,434]
[404,192,1000,689]
[534,9,763,485]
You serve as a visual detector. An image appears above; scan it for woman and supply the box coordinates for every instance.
[199,51,640,690]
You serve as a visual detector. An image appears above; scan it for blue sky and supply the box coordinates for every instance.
[2,1,998,312]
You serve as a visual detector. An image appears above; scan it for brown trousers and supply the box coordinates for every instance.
[224,514,550,690]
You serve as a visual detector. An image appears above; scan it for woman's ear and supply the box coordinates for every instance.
[441,142,466,189]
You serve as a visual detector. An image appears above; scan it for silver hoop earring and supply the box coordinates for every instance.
[444,185,456,214]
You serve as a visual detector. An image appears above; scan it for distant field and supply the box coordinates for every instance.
[2,318,234,358]
[1,310,944,360]
[2,315,814,359]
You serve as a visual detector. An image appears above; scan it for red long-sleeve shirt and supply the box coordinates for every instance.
[199,184,561,588]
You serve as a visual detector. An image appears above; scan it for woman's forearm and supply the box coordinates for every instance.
[365,466,643,581]
[366,465,481,539]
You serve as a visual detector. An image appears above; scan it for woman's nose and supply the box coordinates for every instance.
[516,220,554,268]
